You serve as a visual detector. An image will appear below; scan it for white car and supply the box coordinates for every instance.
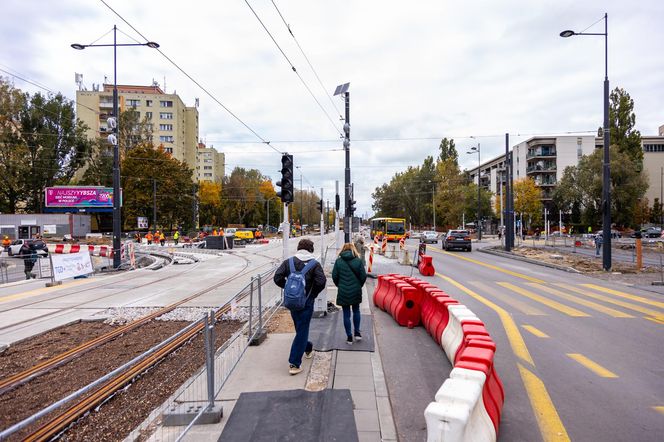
[420,231,439,244]
[8,239,49,257]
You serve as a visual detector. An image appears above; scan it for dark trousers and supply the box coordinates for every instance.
[289,300,314,368]
[341,304,361,337]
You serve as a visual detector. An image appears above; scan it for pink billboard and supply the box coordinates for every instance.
[45,187,116,208]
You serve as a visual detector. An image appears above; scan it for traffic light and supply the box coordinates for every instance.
[276,154,294,204]
[349,197,356,215]
[335,194,340,212]
[317,199,323,212]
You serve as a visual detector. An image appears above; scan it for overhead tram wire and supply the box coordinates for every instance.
[270,0,343,119]
[97,0,282,155]
[242,0,343,137]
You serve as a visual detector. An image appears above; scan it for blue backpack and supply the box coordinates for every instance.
[283,258,318,311]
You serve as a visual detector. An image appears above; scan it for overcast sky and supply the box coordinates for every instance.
[2,0,663,216]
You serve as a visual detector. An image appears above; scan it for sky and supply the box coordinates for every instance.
[1,0,663,217]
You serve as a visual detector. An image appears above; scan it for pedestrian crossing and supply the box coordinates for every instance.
[449,280,664,323]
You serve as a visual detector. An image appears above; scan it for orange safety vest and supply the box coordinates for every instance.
[146,233,153,241]
[2,238,10,247]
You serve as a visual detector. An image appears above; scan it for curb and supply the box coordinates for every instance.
[478,247,581,274]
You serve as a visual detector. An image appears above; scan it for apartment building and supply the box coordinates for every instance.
[76,82,199,168]
[196,143,225,183]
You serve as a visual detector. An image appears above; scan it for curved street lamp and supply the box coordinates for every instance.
[560,13,611,271]
[71,25,159,268]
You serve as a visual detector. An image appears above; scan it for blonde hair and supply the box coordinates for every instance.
[339,243,359,258]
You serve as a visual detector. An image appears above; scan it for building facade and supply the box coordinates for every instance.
[76,83,199,169]
[196,143,225,183]
[640,136,664,205]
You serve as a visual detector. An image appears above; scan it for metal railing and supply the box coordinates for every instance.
[0,255,52,285]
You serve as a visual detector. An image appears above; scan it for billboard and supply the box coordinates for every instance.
[45,187,118,208]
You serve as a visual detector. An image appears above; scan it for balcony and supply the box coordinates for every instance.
[526,146,557,159]
[526,164,557,174]
[99,101,114,109]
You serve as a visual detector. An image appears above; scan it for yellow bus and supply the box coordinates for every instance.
[370,217,406,242]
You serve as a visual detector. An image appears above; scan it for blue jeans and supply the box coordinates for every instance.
[342,304,361,338]
[289,299,314,368]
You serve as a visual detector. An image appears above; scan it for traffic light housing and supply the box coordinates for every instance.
[276,154,294,204]
[349,197,356,215]
[317,199,323,212]
[335,194,340,212]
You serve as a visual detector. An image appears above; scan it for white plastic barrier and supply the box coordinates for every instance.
[441,305,479,362]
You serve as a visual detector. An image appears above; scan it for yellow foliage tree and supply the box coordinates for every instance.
[198,181,222,226]
[513,178,543,227]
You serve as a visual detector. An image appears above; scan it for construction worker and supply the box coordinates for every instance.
[146,231,153,245]
[159,231,166,246]
[212,228,218,236]
[173,230,180,245]
[2,235,10,251]
[134,232,141,243]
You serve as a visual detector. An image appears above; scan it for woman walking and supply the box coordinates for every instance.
[332,243,368,344]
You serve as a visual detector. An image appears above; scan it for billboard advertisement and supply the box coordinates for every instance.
[45,187,118,208]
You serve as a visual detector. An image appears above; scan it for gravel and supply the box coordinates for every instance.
[97,307,221,325]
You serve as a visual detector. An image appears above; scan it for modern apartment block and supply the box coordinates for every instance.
[637,135,664,204]
[76,82,199,169]
[196,143,225,183]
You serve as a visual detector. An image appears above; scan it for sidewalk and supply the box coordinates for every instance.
[178,286,397,442]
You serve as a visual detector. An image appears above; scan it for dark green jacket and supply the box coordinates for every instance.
[332,250,367,306]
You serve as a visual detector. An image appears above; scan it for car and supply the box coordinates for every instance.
[409,231,423,240]
[442,230,472,252]
[224,228,237,237]
[8,239,48,257]
[420,231,439,244]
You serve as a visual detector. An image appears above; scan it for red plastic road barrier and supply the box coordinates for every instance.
[70,244,80,253]
[54,244,65,254]
[430,296,460,345]
[420,288,447,332]
[418,254,435,276]
[373,275,398,309]
[389,284,421,328]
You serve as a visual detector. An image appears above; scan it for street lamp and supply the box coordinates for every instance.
[467,143,482,240]
[560,13,611,271]
[72,26,159,268]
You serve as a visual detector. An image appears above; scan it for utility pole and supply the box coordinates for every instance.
[335,180,341,251]
[334,83,351,243]
[432,183,436,231]
[505,133,513,251]
[320,188,324,253]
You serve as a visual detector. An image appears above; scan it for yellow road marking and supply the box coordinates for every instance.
[527,283,634,318]
[567,353,618,378]
[644,316,664,325]
[522,325,550,338]
[0,279,90,304]
[518,363,571,442]
[555,283,664,320]
[654,406,664,416]
[469,281,547,315]
[429,247,546,283]
[581,284,664,309]
[437,273,533,365]
[497,282,589,317]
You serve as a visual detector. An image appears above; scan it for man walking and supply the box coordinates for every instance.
[595,233,603,256]
[274,239,326,375]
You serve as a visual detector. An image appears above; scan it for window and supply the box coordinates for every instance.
[577,137,583,159]
[160,112,173,119]
[164,147,173,153]
[204,166,212,170]
[204,173,213,177]
[146,112,152,120]
[160,100,173,107]
[159,135,174,143]
[644,144,664,152]
[159,124,173,131]
[128,99,140,107]
[146,100,153,107]
[204,159,212,163]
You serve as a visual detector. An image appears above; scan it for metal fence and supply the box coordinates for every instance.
[0,255,52,285]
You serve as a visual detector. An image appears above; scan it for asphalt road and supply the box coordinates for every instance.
[372,238,664,442]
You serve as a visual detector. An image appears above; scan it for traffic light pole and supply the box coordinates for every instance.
[343,91,351,244]
[282,203,289,261]
[320,188,324,255]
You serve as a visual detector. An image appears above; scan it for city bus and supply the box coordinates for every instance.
[370,217,406,242]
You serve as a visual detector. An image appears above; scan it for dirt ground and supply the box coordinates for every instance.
[266,307,296,333]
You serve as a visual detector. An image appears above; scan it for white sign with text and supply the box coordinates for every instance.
[50,251,93,282]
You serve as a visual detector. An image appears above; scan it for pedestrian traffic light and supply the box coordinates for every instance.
[335,194,340,212]
[276,154,294,204]
[317,199,323,212]
[349,197,356,215]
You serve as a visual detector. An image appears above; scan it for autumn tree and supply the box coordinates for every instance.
[220,167,274,226]
[0,78,28,212]
[651,198,662,225]
[438,138,458,166]
[198,181,222,226]
[119,109,154,157]
[513,178,543,227]
[609,87,642,168]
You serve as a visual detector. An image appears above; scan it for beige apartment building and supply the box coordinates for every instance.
[76,83,199,168]
[196,143,225,182]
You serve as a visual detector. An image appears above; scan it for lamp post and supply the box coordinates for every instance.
[429,180,437,231]
[467,143,481,240]
[72,26,159,268]
[560,13,611,271]
[296,166,303,236]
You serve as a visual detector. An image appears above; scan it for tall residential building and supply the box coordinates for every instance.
[196,143,225,183]
[76,82,199,168]
[659,124,664,136]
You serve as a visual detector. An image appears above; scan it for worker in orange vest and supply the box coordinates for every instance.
[213,228,218,236]
[2,235,10,251]
[145,232,153,245]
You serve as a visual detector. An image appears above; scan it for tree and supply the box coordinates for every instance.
[198,181,222,226]
[119,109,153,157]
[609,87,642,168]
[78,138,113,187]
[651,198,662,225]
[438,138,458,166]
[220,168,273,226]
[121,144,195,231]
[513,178,543,227]
[0,78,28,212]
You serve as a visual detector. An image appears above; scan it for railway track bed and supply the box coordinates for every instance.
[0,318,241,441]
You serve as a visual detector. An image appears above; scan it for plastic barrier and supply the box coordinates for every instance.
[48,244,113,257]
[418,254,435,276]
[389,283,421,328]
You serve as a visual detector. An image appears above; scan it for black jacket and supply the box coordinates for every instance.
[274,252,327,299]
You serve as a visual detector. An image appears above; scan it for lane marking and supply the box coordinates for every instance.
[644,316,664,325]
[437,274,534,365]
[526,283,634,318]
[429,247,546,283]
[469,281,547,316]
[654,406,664,416]
[522,325,550,338]
[0,280,91,304]
[497,282,590,317]
[555,283,664,321]
[567,353,619,378]
[581,284,664,309]
[518,363,571,442]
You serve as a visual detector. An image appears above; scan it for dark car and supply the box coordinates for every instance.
[442,230,472,252]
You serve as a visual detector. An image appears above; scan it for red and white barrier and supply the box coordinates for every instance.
[48,243,114,257]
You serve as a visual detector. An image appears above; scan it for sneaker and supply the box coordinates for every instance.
[305,350,313,359]
[354,331,363,341]
[346,335,353,345]
[289,364,302,375]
